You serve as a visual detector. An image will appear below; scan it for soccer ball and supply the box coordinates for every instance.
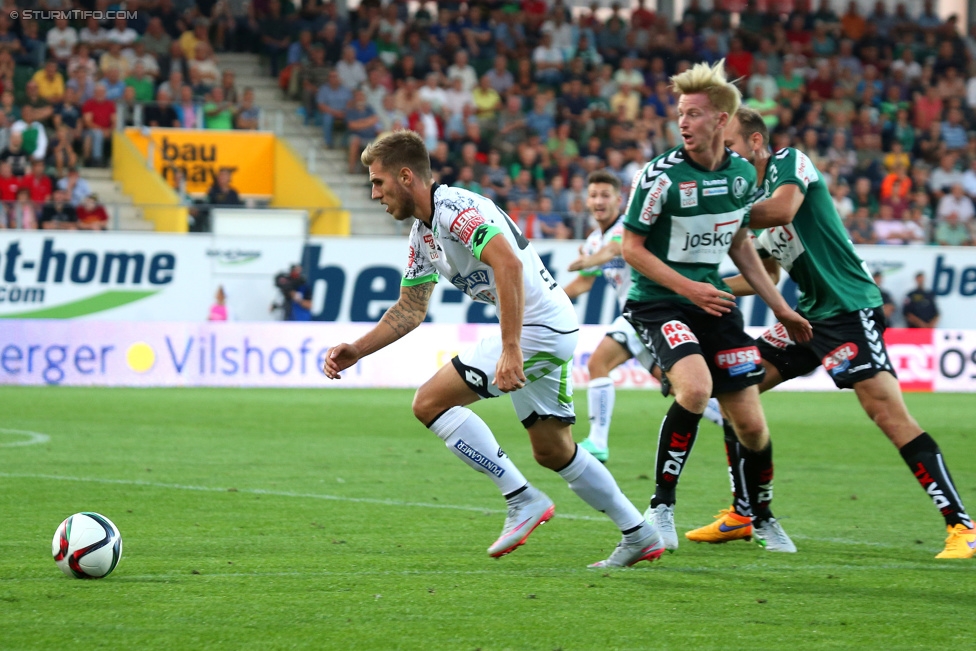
[52,512,123,579]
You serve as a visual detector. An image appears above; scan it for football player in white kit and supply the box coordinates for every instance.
[324,131,664,567]
[563,171,724,463]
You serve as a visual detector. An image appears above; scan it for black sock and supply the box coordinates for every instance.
[741,440,774,522]
[723,422,752,517]
[900,432,973,529]
[650,401,702,508]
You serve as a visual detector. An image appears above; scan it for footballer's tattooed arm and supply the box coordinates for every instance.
[323,281,434,379]
[379,281,435,340]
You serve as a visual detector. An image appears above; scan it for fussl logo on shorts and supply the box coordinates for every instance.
[661,320,699,348]
[715,346,761,376]
[823,343,858,375]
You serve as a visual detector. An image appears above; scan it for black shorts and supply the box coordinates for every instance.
[623,299,765,396]
[755,307,895,389]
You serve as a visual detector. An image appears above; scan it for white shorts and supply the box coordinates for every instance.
[606,314,657,370]
[453,324,578,427]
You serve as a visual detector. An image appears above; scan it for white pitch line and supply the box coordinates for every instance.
[0,428,50,448]
[0,472,921,550]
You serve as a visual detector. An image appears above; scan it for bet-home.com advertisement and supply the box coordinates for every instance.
[0,232,301,322]
[0,232,973,329]
[0,321,971,392]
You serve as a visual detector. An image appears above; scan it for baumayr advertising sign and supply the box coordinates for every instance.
[0,232,300,320]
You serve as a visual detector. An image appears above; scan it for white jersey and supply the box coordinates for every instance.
[403,184,577,330]
[579,216,631,310]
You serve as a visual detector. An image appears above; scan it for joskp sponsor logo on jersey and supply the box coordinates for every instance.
[668,211,745,264]
[823,343,858,375]
[714,346,761,376]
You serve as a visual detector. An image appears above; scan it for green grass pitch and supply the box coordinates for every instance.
[1,386,974,650]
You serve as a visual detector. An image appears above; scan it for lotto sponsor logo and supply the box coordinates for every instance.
[823,343,858,375]
[715,346,761,376]
[455,439,505,477]
[450,208,486,245]
[661,320,699,348]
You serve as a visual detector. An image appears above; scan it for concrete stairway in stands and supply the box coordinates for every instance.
[82,166,154,231]
[218,52,401,236]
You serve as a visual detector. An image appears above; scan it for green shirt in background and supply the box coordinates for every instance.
[754,147,882,321]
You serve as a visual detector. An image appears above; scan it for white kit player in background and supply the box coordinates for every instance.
[563,172,723,463]
[323,131,664,568]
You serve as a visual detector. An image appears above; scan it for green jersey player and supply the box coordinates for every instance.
[684,107,975,559]
[324,131,664,568]
[620,61,813,553]
[563,171,725,464]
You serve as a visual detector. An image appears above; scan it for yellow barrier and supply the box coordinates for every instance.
[271,138,350,235]
[112,132,188,232]
[124,128,275,197]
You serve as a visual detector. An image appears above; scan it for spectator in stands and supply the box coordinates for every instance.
[534,195,572,239]
[23,82,55,128]
[929,152,964,200]
[176,85,200,129]
[180,18,212,61]
[100,41,130,77]
[125,62,155,103]
[220,70,239,105]
[316,69,351,148]
[117,86,140,128]
[58,167,92,207]
[40,188,77,230]
[261,2,292,78]
[0,160,19,202]
[67,64,95,104]
[76,193,109,231]
[336,45,367,91]
[0,50,14,95]
[8,188,38,230]
[848,206,876,244]
[935,211,974,246]
[32,59,65,105]
[190,42,221,88]
[207,168,243,208]
[296,44,329,121]
[21,159,52,205]
[158,69,183,99]
[532,32,564,87]
[903,272,939,328]
[108,16,139,52]
[47,124,78,178]
[82,83,116,167]
[873,271,897,324]
[68,43,98,83]
[12,107,49,162]
[345,89,379,173]
[144,87,180,128]
[47,17,78,66]
[18,19,46,69]
[167,41,189,81]
[125,40,160,81]
[235,88,260,130]
[102,67,127,101]
[142,18,172,63]
[936,182,975,227]
[203,87,235,129]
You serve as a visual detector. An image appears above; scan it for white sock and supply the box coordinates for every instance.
[703,397,724,427]
[428,406,528,495]
[586,377,615,448]
[557,445,644,532]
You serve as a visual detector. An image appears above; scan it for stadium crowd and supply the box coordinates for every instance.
[2,0,976,242]
[269,0,976,245]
